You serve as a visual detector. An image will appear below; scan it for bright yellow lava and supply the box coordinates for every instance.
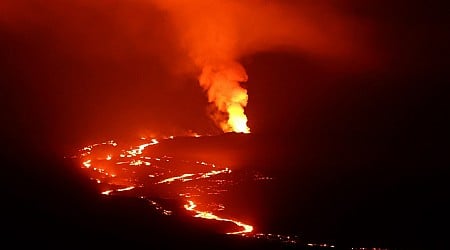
[227,103,250,133]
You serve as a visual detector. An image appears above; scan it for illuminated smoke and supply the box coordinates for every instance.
[151,0,374,133]
[1,0,376,135]
[151,0,255,133]
[199,62,250,133]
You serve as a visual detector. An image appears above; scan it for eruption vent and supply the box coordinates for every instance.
[199,62,250,133]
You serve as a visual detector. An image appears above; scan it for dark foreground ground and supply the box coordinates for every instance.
[2,130,448,250]
[3,148,265,249]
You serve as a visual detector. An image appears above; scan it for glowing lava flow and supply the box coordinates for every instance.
[102,190,114,195]
[156,168,231,184]
[184,200,253,235]
[72,135,344,248]
[126,139,159,156]
[157,173,195,184]
[117,186,135,192]
[74,135,256,236]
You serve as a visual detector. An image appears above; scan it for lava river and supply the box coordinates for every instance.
[72,135,261,235]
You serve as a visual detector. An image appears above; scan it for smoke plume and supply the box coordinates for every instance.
[151,0,375,133]
[0,0,378,148]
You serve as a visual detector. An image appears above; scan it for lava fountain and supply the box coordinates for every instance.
[199,62,250,133]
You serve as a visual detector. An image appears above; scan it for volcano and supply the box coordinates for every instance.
[2,2,447,248]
